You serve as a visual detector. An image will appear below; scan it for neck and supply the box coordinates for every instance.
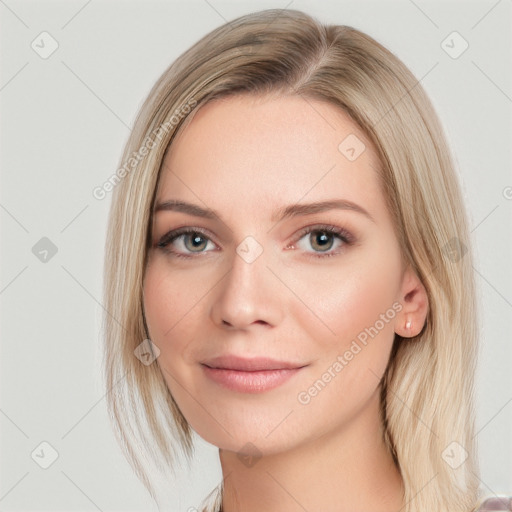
[217,390,404,512]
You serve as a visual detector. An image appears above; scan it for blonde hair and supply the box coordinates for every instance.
[102,9,481,511]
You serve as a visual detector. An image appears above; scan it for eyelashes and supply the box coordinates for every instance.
[291,224,354,257]
[156,224,355,260]
[156,227,216,259]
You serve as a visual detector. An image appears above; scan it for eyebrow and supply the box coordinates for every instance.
[154,199,375,224]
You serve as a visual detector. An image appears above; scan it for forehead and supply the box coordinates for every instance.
[157,94,385,221]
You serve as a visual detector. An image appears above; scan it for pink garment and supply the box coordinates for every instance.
[477,496,512,511]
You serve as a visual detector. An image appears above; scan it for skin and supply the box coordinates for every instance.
[143,94,429,512]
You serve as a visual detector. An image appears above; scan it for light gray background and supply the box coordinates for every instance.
[1,0,511,510]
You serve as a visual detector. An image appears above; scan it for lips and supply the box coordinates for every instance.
[201,354,305,371]
[200,354,307,393]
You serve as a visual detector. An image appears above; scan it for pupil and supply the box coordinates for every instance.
[186,234,206,251]
[312,231,333,251]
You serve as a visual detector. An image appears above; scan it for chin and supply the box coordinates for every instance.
[190,412,320,460]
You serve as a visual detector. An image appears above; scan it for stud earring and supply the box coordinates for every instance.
[405,320,412,330]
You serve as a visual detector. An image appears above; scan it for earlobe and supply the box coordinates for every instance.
[395,266,429,338]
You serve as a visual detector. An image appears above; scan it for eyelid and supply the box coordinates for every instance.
[289,223,354,245]
[286,223,355,257]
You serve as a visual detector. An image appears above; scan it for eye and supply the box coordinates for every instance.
[156,228,217,258]
[290,224,354,258]
[156,224,355,260]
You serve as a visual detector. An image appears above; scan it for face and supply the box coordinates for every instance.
[143,94,407,455]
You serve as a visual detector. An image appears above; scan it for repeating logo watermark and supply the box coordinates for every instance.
[236,441,262,468]
[32,237,58,263]
[134,338,160,365]
[31,31,59,59]
[441,31,469,59]
[31,441,59,469]
[441,441,468,469]
[338,133,366,162]
[442,236,467,263]
[236,236,264,263]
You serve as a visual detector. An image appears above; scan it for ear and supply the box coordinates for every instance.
[394,264,429,338]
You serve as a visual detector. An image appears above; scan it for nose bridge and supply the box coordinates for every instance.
[210,235,281,329]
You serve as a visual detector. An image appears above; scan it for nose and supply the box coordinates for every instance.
[209,242,284,330]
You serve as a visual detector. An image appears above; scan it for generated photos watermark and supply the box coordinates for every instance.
[297,301,403,405]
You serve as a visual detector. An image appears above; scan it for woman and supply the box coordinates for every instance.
[102,8,492,512]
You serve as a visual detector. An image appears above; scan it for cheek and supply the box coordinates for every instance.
[284,259,400,429]
[281,250,401,353]
[143,260,204,361]
[143,262,209,411]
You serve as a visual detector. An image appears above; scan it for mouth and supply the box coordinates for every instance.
[200,355,307,393]
[201,355,306,371]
